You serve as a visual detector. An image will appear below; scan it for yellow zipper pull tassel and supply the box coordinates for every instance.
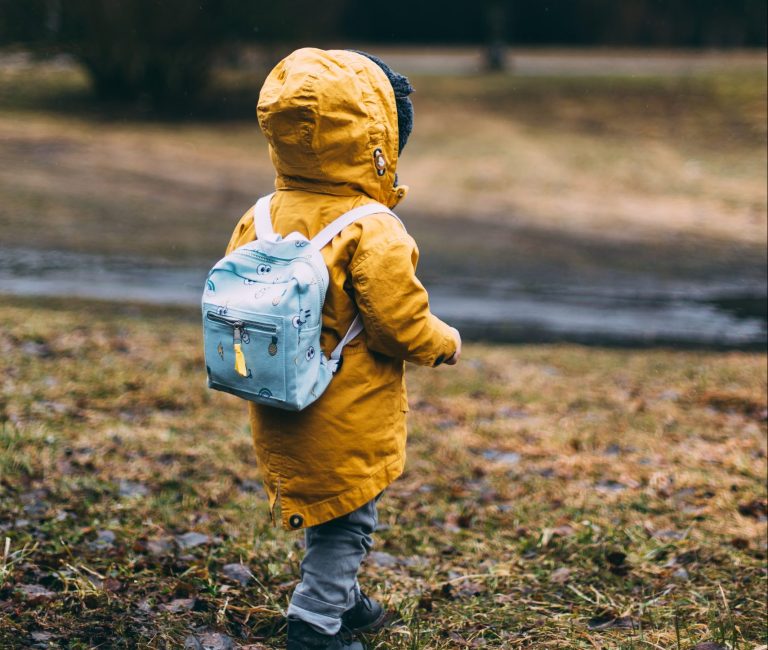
[233,324,248,376]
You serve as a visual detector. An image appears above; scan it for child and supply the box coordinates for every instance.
[225,48,461,650]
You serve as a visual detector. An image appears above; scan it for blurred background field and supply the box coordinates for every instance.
[0,1,766,648]
[1,49,766,255]
[0,44,765,345]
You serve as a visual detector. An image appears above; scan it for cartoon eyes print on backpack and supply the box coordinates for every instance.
[256,264,271,275]
[292,309,311,328]
[305,346,315,361]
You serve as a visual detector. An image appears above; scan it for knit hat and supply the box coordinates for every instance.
[349,50,414,155]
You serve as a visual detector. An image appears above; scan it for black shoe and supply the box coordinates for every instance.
[287,618,363,650]
[341,592,389,634]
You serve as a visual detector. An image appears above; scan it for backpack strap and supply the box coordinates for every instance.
[327,314,364,373]
[253,193,276,240]
[313,201,406,373]
[311,201,405,249]
[251,194,405,373]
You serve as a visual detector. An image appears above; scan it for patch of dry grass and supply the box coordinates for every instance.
[402,70,767,244]
[0,298,765,648]
[0,53,765,265]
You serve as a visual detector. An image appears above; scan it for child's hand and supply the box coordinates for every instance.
[444,327,462,365]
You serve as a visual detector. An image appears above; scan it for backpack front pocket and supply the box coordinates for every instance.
[204,311,286,402]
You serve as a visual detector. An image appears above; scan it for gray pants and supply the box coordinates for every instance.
[286,498,378,635]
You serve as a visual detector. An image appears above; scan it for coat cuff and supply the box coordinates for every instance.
[429,318,458,367]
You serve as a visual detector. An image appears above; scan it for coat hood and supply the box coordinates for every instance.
[257,48,408,208]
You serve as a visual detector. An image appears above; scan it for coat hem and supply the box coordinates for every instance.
[279,453,405,530]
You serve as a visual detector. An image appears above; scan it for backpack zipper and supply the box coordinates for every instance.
[206,312,278,334]
[207,312,278,377]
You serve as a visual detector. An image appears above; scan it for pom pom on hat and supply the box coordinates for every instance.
[349,50,414,155]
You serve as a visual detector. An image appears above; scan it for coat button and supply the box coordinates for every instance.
[373,148,387,176]
[289,514,304,529]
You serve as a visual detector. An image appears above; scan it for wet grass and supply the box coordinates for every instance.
[0,297,765,648]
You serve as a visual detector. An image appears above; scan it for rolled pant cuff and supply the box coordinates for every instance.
[287,597,345,636]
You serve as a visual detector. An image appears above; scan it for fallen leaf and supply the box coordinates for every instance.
[648,472,674,498]
[21,341,53,358]
[184,631,235,650]
[442,512,461,533]
[17,584,55,603]
[457,580,485,597]
[175,532,211,549]
[595,479,628,493]
[20,490,49,516]
[603,443,622,456]
[173,581,198,598]
[221,563,252,586]
[89,529,116,551]
[541,525,575,546]
[441,579,485,600]
[587,614,635,630]
[162,598,196,613]
[118,480,149,498]
[653,529,685,541]
[368,551,398,568]
[185,637,203,650]
[482,450,521,466]
[146,537,174,556]
[549,567,572,584]
[103,578,122,592]
[551,525,575,537]
[692,643,728,650]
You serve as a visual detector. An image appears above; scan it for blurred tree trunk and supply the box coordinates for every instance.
[484,0,508,72]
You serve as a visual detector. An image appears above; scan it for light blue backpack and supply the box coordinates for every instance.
[202,193,402,410]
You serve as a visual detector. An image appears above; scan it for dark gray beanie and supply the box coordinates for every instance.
[349,50,414,155]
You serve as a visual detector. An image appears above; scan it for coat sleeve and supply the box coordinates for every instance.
[349,227,457,367]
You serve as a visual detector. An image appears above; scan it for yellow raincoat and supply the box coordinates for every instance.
[226,48,457,529]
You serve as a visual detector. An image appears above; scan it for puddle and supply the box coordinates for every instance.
[0,247,764,349]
